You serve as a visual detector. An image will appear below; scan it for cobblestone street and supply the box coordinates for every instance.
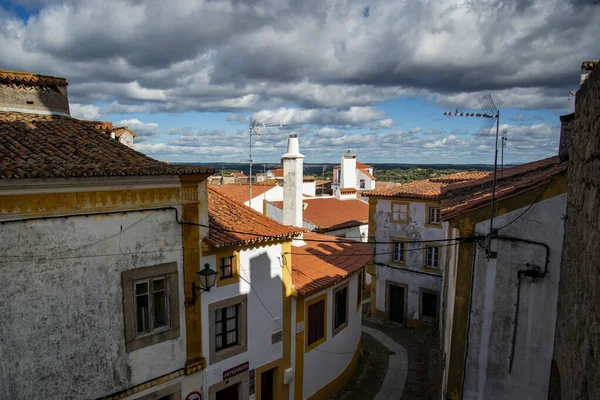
[332,303,442,400]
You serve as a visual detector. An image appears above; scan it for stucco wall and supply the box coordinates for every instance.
[0,85,70,116]
[554,63,600,400]
[201,244,285,398]
[245,186,283,214]
[373,199,445,322]
[0,210,186,400]
[302,273,362,399]
[462,194,566,400]
[322,224,367,242]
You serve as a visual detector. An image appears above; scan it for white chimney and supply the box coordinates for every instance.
[340,153,357,189]
[282,134,305,229]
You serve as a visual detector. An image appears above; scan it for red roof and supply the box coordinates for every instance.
[333,161,373,169]
[0,112,213,179]
[268,169,284,177]
[365,171,489,200]
[441,156,566,221]
[270,197,369,231]
[358,168,376,180]
[0,68,68,87]
[206,188,305,248]
[209,183,277,204]
[291,232,373,296]
[231,172,246,178]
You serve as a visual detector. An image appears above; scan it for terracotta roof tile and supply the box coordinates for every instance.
[358,168,376,180]
[231,172,246,178]
[270,197,369,231]
[206,188,305,247]
[0,112,213,179]
[333,161,373,169]
[209,183,277,204]
[441,156,565,220]
[339,188,357,194]
[0,69,68,87]
[303,176,316,182]
[291,232,373,296]
[365,171,490,199]
[268,169,283,177]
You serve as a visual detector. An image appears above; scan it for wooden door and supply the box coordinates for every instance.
[260,368,275,400]
[389,285,405,324]
[216,383,239,400]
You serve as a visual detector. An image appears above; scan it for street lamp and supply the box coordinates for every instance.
[186,263,217,306]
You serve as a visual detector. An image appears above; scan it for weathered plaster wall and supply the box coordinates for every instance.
[554,64,600,400]
[0,210,186,400]
[201,244,285,399]
[373,199,445,322]
[0,85,70,116]
[245,186,283,214]
[462,194,566,400]
[302,273,362,399]
[322,224,367,242]
[441,227,460,393]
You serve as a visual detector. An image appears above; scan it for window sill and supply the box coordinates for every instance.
[212,342,247,364]
[126,327,180,353]
[217,274,240,287]
[389,261,407,267]
[390,219,409,224]
[422,267,441,275]
[424,223,442,229]
[332,322,348,338]
[305,336,327,353]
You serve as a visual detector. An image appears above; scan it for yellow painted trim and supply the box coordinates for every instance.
[389,236,408,266]
[366,263,376,276]
[424,203,443,229]
[280,241,293,400]
[422,242,442,271]
[215,250,240,287]
[368,196,377,243]
[369,195,441,204]
[390,201,410,224]
[306,337,362,400]
[357,268,363,312]
[294,297,305,400]
[305,293,328,352]
[255,357,287,400]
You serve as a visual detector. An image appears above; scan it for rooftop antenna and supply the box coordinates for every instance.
[248,119,282,207]
[501,130,508,178]
[567,90,576,113]
[444,94,500,256]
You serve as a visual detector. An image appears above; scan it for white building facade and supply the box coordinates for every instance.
[332,154,376,193]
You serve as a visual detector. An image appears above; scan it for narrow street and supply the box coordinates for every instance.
[332,303,442,400]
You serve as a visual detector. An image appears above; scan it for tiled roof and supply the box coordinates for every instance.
[441,156,566,221]
[358,168,376,180]
[206,188,305,247]
[333,161,373,169]
[113,126,137,138]
[0,69,68,87]
[232,172,246,177]
[291,232,373,296]
[303,176,316,182]
[270,197,369,231]
[364,171,490,200]
[209,183,277,204]
[339,188,357,195]
[0,112,213,179]
[582,60,598,70]
[268,169,283,177]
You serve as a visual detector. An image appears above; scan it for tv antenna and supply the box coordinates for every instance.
[444,94,500,254]
[247,119,282,207]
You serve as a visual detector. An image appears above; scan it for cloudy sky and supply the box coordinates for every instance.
[1,0,598,165]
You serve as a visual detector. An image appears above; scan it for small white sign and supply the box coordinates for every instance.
[296,321,304,334]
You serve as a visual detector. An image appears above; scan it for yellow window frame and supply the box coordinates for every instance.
[216,250,241,287]
[391,201,410,224]
[425,204,442,229]
[305,293,328,352]
[389,237,407,266]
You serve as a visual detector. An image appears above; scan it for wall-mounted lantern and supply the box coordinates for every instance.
[186,263,217,306]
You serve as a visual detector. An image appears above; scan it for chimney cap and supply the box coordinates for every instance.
[281,134,304,159]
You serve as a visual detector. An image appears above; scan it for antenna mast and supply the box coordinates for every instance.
[248,119,282,207]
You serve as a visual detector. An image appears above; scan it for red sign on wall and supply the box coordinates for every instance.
[185,392,202,400]
[223,361,250,380]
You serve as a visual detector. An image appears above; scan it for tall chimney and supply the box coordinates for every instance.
[580,61,598,87]
[282,134,305,228]
[340,153,357,189]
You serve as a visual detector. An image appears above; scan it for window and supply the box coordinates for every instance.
[360,179,365,189]
[391,202,409,223]
[209,294,248,363]
[425,245,441,269]
[392,240,406,264]
[215,304,239,351]
[427,206,441,225]
[220,256,233,279]
[306,295,327,349]
[420,290,439,322]
[122,263,180,352]
[357,269,363,309]
[333,284,348,336]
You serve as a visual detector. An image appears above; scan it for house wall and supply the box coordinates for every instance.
[302,181,316,197]
[265,202,316,231]
[301,273,362,399]
[0,209,187,400]
[0,83,70,116]
[322,224,367,242]
[245,186,283,214]
[462,194,566,400]
[372,198,445,324]
[553,63,600,400]
[201,244,287,400]
[441,227,460,394]
[118,131,134,148]
[356,169,375,191]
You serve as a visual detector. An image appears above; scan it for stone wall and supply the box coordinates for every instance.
[0,84,70,116]
[554,62,600,399]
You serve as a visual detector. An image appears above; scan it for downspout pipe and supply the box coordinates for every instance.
[495,235,550,276]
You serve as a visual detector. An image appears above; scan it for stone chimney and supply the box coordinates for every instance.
[340,153,357,189]
[282,134,305,229]
[0,69,70,116]
[580,61,598,87]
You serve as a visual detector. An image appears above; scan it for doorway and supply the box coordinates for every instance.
[389,284,405,324]
[216,383,240,400]
[260,368,276,400]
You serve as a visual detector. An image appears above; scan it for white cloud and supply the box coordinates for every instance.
[369,118,395,130]
[69,103,102,120]
[116,118,160,137]
[251,107,385,127]
[409,126,422,134]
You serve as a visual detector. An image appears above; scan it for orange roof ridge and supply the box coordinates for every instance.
[358,168,376,180]
[333,161,373,169]
[209,183,278,204]
[269,197,368,230]
[206,188,305,247]
[0,69,68,86]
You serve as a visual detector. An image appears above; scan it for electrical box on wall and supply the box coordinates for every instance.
[283,368,294,385]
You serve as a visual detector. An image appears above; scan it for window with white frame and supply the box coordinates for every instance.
[428,206,441,225]
[425,245,441,269]
[215,304,239,351]
[360,179,365,189]
[122,263,180,352]
[391,202,409,223]
[392,240,406,264]
[209,294,248,363]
